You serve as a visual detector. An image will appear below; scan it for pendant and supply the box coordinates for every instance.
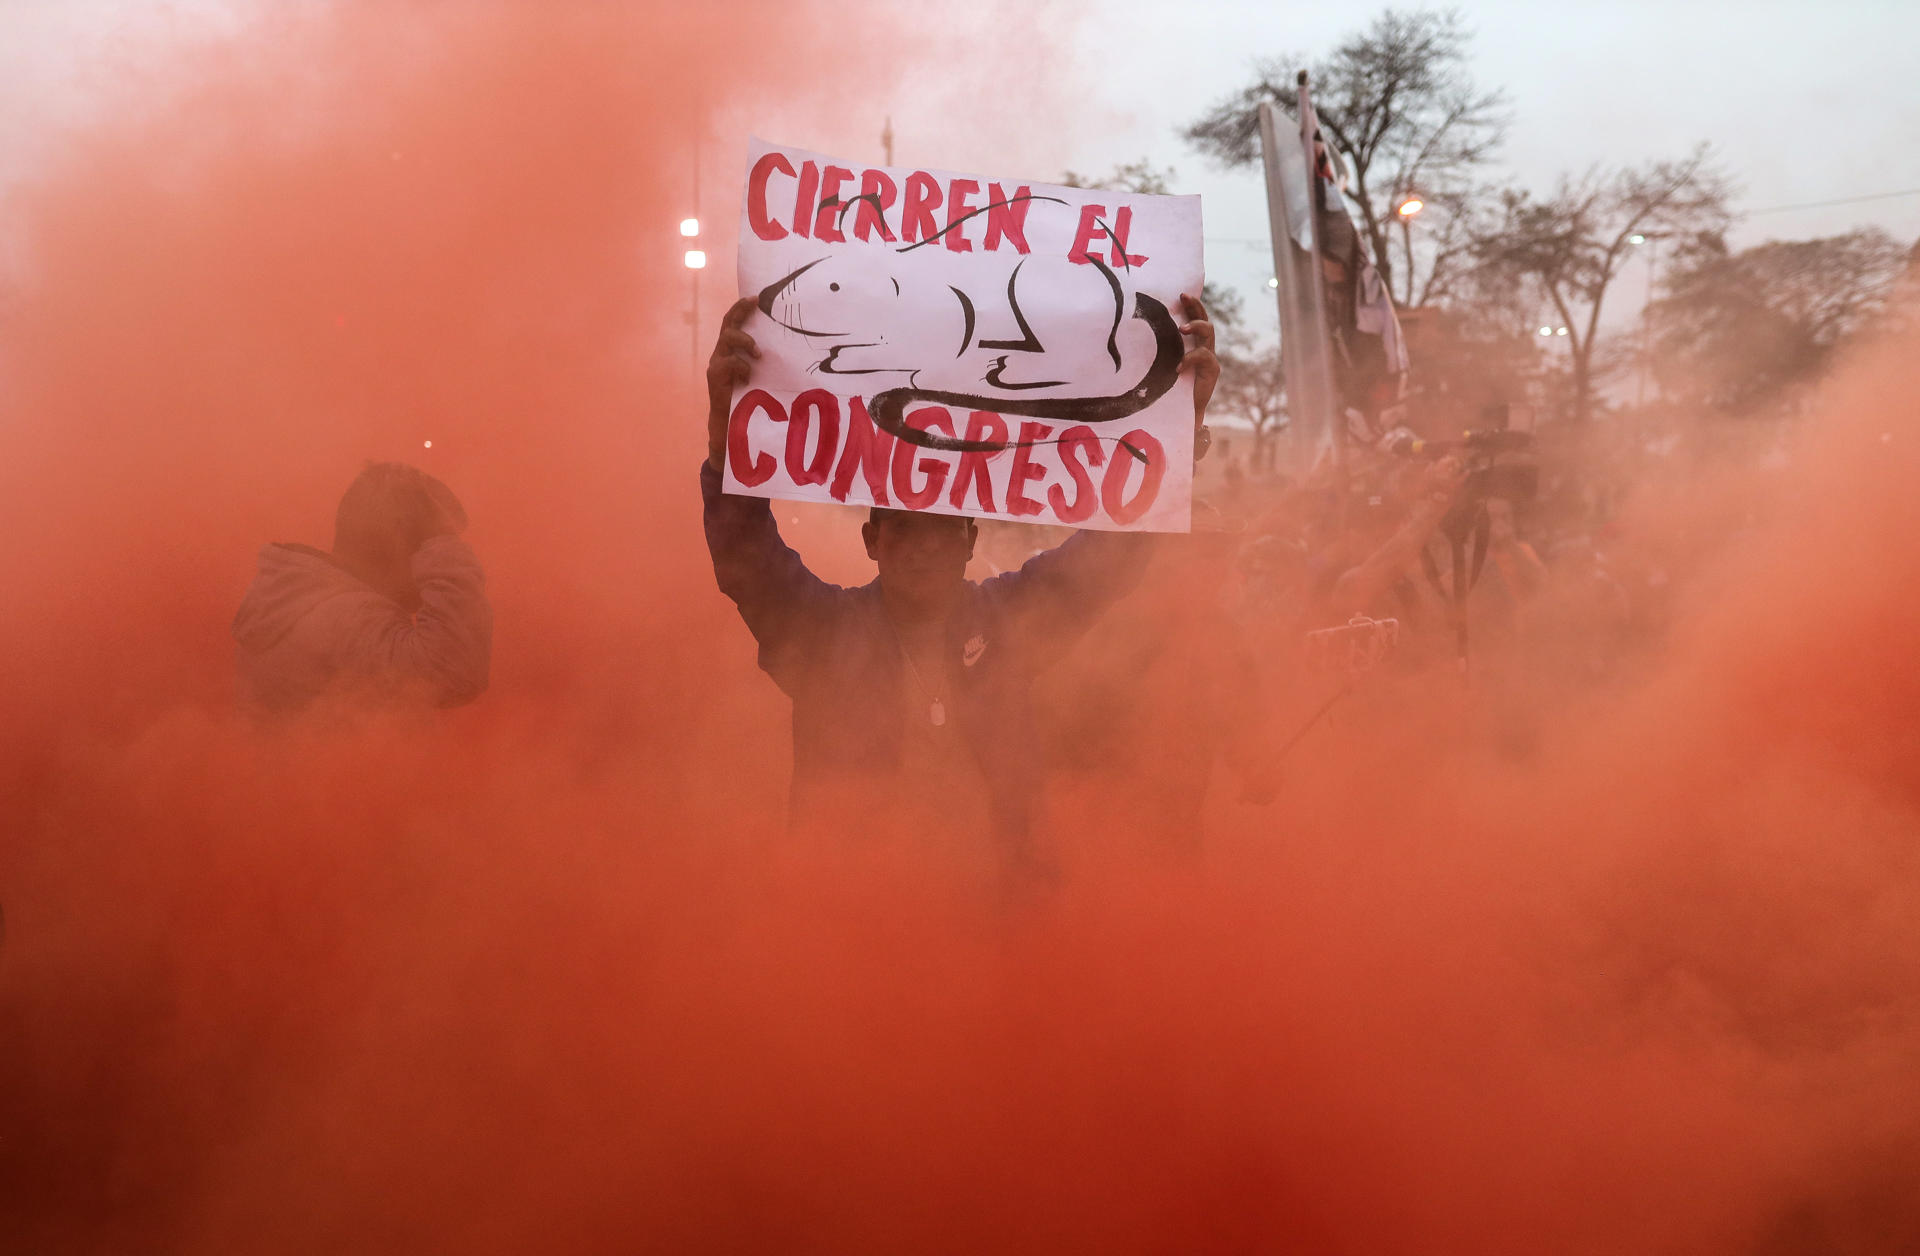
[930,699,946,727]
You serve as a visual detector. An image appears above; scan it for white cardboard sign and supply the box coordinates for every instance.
[723,138,1203,532]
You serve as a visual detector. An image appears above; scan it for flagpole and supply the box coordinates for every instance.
[1294,71,1343,481]
[1257,75,1339,478]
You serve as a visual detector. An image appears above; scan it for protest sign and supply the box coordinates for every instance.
[724,138,1204,532]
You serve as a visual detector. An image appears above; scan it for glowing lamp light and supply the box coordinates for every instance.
[1396,197,1425,219]
[1538,326,1553,337]
[1555,326,1569,336]
[1267,276,1280,289]
[423,440,433,449]
[1628,233,1647,245]
[679,217,701,238]
[684,249,707,270]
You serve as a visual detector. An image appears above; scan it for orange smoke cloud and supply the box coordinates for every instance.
[3,3,1919,1253]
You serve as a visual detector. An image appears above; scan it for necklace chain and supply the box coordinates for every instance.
[882,602,948,726]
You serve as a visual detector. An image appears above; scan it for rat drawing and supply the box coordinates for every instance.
[754,206,1185,457]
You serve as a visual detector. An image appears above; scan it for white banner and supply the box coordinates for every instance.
[723,138,1203,532]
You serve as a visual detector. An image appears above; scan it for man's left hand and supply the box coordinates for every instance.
[1178,293,1220,460]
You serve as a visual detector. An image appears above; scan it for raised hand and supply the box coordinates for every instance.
[1178,292,1220,460]
[707,296,761,472]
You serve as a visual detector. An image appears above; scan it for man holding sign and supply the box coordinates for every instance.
[700,143,1217,868]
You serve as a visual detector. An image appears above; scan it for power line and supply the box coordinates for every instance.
[1205,187,1920,236]
[1199,187,1920,282]
[1744,186,1920,216]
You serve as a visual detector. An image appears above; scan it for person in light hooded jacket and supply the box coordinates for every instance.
[232,462,492,715]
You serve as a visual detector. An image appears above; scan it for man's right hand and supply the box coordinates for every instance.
[418,472,468,542]
[1421,454,1468,509]
[707,296,761,472]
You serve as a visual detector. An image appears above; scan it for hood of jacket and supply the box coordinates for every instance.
[231,543,379,653]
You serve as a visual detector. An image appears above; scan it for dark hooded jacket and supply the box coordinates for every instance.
[231,535,492,714]
[702,462,1146,842]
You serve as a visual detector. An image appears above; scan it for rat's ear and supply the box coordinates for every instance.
[963,519,978,561]
[861,519,881,562]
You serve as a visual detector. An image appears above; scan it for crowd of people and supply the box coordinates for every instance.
[1207,412,1690,678]
[232,291,1712,880]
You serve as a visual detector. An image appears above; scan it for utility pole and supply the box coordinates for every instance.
[1630,232,1664,410]
[680,135,708,381]
[691,140,701,379]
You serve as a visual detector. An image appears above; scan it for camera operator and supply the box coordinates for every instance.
[1484,498,1548,603]
[1324,454,1466,625]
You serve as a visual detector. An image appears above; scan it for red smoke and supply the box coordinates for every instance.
[3,4,1919,1252]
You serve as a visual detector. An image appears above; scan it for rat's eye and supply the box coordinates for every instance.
[829,282,840,292]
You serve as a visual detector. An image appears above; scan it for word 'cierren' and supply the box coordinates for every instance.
[744,153,1149,268]
[729,389,1166,527]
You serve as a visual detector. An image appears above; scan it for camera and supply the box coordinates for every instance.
[1388,405,1539,539]
[1464,460,1538,509]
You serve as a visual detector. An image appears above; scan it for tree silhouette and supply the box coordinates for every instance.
[1183,8,1506,306]
[1647,227,1908,413]
[1471,147,1733,421]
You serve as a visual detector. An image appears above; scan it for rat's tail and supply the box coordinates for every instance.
[866,292,1185,464]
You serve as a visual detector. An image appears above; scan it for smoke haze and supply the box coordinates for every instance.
[2,4,1917,1252]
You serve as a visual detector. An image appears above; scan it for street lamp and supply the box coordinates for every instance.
[685,132,706,380]
[1389,195,1425,306]
[682,211,703,378]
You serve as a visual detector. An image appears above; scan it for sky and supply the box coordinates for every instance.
[1012,0,1920,329]
[8,4,1920,1248]
[4,0,1917,332]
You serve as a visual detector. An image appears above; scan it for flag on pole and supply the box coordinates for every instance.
[1260,74,1410,464]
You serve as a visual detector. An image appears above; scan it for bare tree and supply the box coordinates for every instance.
[1183,8,1507,306]
[1214,341,1288,467]
[1646,227,1909,413]
[1061,158,1173,197]
[1398,185,1497,307]
[1472,147,1733,421]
